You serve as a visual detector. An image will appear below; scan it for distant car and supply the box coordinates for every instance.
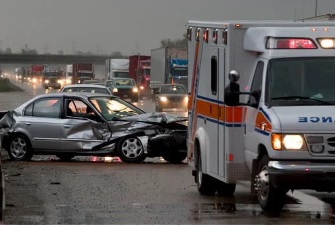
[105,78,139,102]
[0,92,187,164]
[60,84,112,95]
[155,84,188,112]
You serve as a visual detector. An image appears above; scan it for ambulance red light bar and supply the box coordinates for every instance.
[317,38,335,49]
[266,37,317,49]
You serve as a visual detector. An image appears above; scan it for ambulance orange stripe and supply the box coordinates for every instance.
[194,98,244,123]
[255,111,272,132]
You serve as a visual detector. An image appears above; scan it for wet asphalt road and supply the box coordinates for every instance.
[1,78,335,224]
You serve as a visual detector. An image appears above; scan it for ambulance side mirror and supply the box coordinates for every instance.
[224,70,241,106]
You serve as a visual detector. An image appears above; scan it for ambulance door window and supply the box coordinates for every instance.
[211,56,218,95]
[248,61,264,108]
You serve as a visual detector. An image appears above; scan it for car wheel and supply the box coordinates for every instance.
[196,153,216,196]
[7,134,33,161]
[56,154,75,161]
[117,136,146,163]
[162,152,186,164]
[216,180,236,196]
[255,155,287,211]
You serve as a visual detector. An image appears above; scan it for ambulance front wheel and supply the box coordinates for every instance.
[255,155,287,212]
[196,154,216,196]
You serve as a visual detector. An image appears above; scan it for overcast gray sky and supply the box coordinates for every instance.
[0,0,334,55]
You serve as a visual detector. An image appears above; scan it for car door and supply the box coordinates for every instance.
[61,97,106,152]
[22,97,64,151]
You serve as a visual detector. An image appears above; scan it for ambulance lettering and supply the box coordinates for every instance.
[299,117,335,123]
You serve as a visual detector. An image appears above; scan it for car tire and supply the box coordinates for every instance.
[196,153,216,196]
[162,152,186,164]
[216,180,236,196]
[255,155,287,212]
[56,154,75,161]
[117,136,146,163]
[7,134,33,161]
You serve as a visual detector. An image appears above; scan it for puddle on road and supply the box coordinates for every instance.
[191,194,335,222]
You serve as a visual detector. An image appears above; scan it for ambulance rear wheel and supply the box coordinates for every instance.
[196,154,216,196]
[255,155,286,211]
[216,181,236,196]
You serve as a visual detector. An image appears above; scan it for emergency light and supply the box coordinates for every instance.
[203,29,209,43]
[213,29,218,44]
[317,38,335,49]
[266,37,317,49]
[187,27,192,41]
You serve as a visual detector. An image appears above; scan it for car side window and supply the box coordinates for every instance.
[25,97,61,118]
[67,99,98,121]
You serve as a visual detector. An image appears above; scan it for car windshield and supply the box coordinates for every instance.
[62,87,110,94]
[161,85,186,94]
[89,96,144,120]
[266,57,335,106]
[113,79,135,86]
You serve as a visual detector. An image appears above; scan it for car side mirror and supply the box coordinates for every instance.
[251,90,261,103]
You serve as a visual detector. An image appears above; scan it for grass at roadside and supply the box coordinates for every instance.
[0,78,23,92]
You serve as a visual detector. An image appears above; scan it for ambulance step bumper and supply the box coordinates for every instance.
[268,161,335,192]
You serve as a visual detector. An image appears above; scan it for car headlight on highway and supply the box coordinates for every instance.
[32,78,37,83]
[271,134,307,151]
[113,88,118,93]
[160,96,168,102]
[133,87,139,93]
[57,79,63,84]
[45,80,50,84]
[140,86,144,90]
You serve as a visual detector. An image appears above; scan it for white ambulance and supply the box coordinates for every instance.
[187,20,335,211]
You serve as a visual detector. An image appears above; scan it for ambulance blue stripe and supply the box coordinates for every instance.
[254,127,270,136]
[197,114,243,127]
[197,95,225,105]
[259,107,271,122]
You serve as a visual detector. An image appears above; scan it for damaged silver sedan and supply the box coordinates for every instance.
[0,92,187,163]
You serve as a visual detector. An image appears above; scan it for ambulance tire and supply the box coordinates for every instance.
[196,155,216,196]
[256,155,286,212]
[216,181,236,196]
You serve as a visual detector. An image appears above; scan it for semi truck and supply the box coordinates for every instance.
[187,20,335,212]
[105,59,129,80]
[28,65,44,84]
[72,63,95,84]
[129,55,151,99]
[42,65,62,89]
[150,47,188,96]
[64,64,73,85]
